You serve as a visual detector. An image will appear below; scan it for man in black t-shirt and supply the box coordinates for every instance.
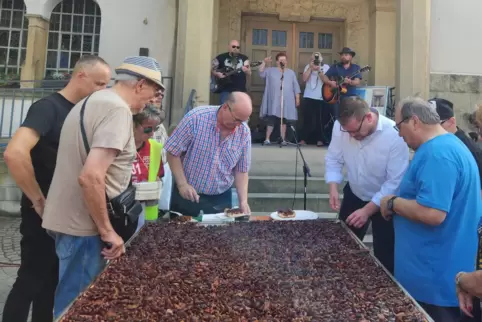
[2,55,111,322]
[212,39,252,104]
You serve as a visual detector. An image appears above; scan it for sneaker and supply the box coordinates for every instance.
[281,140,288,146]
[299,140,307,145]
[263,140,271,145]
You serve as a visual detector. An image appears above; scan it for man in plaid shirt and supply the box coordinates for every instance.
[165,92,252,216]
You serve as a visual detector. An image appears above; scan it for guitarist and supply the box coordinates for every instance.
[320,47,362,120]
[212,40,252,104]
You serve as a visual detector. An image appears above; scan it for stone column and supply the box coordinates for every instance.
[369,0,396,87]
[395,0,431,102]
[20,15,49,88]
[171,0,215,124]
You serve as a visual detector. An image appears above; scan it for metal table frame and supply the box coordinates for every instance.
[56,218,434,322]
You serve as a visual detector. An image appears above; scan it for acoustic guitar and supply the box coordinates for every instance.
[321,65,371,104]
[210,61,262,93]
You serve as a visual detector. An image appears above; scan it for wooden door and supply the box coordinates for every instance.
[242,16,293,128]
[294,21,343,91]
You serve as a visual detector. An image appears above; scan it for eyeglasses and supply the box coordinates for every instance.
[340,114,366,133]
[226,103,249,123]
[440,119,448,125]
[394,117,410,132]
[231,45,240,49]
[143,126,160,134]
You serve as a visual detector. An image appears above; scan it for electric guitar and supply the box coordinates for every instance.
[322,65,371,104]
[210,61,262,93]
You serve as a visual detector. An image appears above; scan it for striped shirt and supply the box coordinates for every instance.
[165,106,251,195]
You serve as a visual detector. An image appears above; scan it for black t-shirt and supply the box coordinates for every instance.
[215,52,249,92]
[20,93,75,208]
[455,128,482,186]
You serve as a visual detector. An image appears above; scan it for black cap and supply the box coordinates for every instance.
[429,98,454,120]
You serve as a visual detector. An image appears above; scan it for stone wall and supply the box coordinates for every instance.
[430,74,482,132]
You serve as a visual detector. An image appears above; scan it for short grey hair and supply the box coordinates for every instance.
[133,105,163,126]
[399,96,440,125]
[114,73,140,86]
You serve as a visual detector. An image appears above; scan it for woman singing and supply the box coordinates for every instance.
[259,52,301,146]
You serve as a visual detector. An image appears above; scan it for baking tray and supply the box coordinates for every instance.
[56,218,434,322]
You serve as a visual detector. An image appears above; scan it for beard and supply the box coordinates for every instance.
[341,58,350,64]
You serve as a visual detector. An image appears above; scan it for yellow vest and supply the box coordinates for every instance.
[144,139,163,221]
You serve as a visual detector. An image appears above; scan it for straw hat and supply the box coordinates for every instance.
[115,56,164,89]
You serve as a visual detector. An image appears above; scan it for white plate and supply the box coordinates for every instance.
[201,213,236,222]
[270,210,319,221]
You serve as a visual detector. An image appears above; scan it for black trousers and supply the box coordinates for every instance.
[338,183,395,274]
[300,98,333,144]
[170,184,232,217]
[2,206,58,322]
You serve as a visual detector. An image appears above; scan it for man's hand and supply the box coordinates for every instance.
[100,230,125,260]
[263,56,272,64]
[329,185,340,211]
[380,195,395,221]
[310,61,320,71]
[456,273,474,317]
[241,66,249,73]
[329,80,337,88]
[296,97,300,108]
[178,183,200,203]
[343,77,352,85]
[215,72,225,79]
[346,208,370,228]
[31,196,46,217]
[239,201,251,216]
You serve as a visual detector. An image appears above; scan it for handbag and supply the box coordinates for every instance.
[79,95,143,241]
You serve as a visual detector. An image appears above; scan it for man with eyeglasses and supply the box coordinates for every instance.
[380,97,481,322]
[165,91,252,217]
[212,40,252,104]
[325,96,409,274]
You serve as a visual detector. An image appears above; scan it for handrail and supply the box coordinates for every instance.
[184,89,196,116]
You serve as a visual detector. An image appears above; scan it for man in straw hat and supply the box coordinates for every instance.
[41,56,163,318]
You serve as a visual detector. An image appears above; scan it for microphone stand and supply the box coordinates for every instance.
[290,125,311,210]
[279,63,285,147]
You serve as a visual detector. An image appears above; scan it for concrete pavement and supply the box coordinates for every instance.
[0,216,21,320]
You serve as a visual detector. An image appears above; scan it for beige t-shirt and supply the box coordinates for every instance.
[42,89,135,236]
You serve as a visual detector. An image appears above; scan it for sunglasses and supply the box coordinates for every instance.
[143,126,160,134]
[232,45,240,49]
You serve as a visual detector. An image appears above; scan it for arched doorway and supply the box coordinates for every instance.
[45,0,101,78]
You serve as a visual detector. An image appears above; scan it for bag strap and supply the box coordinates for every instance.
[79,95,92,154]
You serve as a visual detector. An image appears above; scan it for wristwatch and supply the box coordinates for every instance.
[387,196,398,212]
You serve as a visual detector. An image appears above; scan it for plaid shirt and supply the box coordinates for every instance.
[165,106,251,195]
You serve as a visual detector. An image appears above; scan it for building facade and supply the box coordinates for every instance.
[1,0,477,129]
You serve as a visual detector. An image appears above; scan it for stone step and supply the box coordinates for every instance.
[0,200,20,217]
[249,176,345,194]
[248,192,341,213]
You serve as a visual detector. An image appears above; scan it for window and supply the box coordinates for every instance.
[252,29,267,46]
[45,0,101,78]
[272,30,287,47]
[0,0,28,76]
[299,32,314,49]
[318,33,333,49]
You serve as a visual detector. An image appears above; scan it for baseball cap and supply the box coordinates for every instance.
[429,98,454,120]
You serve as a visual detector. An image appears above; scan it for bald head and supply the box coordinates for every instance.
[229,40,240,54]
[228,92,252,119]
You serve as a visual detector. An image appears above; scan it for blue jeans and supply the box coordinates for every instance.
[50,232,105,319]
[220,91,230,104]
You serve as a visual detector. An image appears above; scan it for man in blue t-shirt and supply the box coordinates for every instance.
[380,97,481,322]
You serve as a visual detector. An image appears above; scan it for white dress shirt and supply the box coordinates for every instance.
[325,115,409,206]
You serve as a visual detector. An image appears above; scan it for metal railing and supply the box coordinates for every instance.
[184,89,196,116]
[0,77,174,138]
